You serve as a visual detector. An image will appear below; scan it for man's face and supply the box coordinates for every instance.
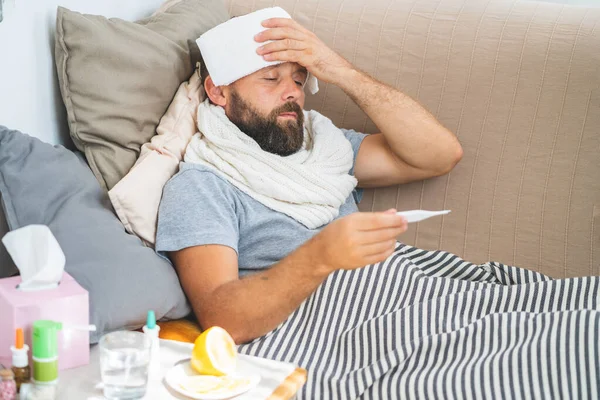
[223,62,307,156]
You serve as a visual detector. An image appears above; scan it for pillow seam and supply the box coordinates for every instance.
[169,90,197,146]
[137,0,189,26]
[56,9,80,150]
[107,190,134,234]
[56,9,108,191]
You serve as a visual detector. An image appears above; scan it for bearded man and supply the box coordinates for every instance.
[156,8,599,400]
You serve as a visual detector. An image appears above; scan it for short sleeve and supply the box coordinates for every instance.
[155,166,240,259]
[341,128,368,203]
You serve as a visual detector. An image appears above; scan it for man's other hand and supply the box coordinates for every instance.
[307,210,408,274]
[255,17,353,84]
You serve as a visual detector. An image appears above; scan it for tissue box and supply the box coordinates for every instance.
[0,272,89,370]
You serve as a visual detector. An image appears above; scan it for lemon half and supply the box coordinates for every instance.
[190,326,237,376]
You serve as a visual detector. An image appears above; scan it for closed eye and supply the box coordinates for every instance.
[263,77,304,86]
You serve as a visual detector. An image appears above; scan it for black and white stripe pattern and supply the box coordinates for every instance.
[238,243,600,399]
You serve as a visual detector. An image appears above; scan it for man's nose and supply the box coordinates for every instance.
[281,76,303,101]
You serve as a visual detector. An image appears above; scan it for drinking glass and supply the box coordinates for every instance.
[99,331,151,400]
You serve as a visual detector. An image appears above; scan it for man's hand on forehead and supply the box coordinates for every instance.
[254,17,353,85]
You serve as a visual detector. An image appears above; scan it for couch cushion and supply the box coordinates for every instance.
[225,0,600,278]
[55,0,229,191]
[0,126,190,342]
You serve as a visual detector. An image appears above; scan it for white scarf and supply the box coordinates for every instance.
[184,100,358,229]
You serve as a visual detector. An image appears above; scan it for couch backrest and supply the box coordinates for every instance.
[225,0,600,278]
[0,0,164,146]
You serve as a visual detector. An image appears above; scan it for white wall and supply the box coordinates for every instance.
[0,0,164,146]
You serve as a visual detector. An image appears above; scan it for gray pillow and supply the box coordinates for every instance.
[0,196,17,278]
[0,126,190,342]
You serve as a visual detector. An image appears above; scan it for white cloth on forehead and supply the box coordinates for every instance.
[196,7,319,94]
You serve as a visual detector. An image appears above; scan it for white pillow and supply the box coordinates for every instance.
[109,69,204,246]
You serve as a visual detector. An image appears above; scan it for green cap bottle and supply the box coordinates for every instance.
[32,320,62,384]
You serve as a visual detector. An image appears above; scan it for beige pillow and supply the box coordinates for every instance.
[225,0,600,278]
[109,68,204,246]
[55,0,229,191]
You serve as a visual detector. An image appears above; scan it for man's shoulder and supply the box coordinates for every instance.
[337,128,368,154]
[165,163,235,194]
[339,127,366,137]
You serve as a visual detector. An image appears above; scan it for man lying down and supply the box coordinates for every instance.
[156,8,599,399]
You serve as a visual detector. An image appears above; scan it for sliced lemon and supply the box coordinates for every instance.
[180,375,251,395]
[180,376,222,394]
[190,326,237,376]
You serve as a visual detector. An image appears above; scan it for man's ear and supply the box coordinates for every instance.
[204,76,227,107]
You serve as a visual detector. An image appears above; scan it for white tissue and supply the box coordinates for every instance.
[397,210,451,223]
[1,225,65,291]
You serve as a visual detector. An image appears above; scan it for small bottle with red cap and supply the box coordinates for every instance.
[10,328,30,392]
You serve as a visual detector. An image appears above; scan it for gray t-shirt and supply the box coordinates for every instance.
[156,129,367,276]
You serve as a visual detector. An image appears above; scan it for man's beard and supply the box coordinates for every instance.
[227,90,305,156]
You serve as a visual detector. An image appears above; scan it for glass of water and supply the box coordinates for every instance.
[99,331,151,400]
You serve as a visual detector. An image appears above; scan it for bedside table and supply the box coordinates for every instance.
[57,339,306,399]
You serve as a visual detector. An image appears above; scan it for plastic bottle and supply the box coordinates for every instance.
[0,369,16,400]
[31,321,62,386]
[10,328,30,392]
[142,310,161,378]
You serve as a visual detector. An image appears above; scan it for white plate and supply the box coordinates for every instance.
[165,359,260,400]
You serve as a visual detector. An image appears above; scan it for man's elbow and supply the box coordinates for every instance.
[435,141,463,176]
[198,314,256,345]
[227,328,255,345]
[450,142,464,169]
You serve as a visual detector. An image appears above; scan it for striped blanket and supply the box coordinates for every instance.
[239,243,600,399]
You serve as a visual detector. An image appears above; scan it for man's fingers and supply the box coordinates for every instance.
[261,17,312,35]
[255,27,306,43]
[364,246,397,266]
[257,38,307,55]
[262,50,303,62]
[360,226,407,244]
[361,240,397,257]
[261,17,293,27]
[352,212,407,231]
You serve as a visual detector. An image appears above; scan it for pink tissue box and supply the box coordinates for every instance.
[0,272,89,370]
